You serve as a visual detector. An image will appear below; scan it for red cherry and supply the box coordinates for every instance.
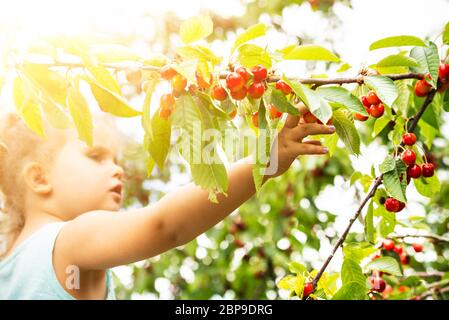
[248,82,265,99]
[401,150,416,166]
[303,112,318,123]
[251,111,259,127]
[366,91,381,105]
[268,104,282,119]
[250,65,268,82]
[211,85,228,101]
[414,79,432,97]
[368,103,385,118]
[407,164,422,179]
[385,197,400,212]
[397,201,406,212]
[394,245,404,255]
[226,72,245,92]
[400,253,410,265]
[160,93,175,109]
[159,107,172,119]
[303,282,314,298]
[422,163,435,177]
[383,239,395,251]
[412,243,423,253]
[160,65,178,80]
[354,112,369,121]
[370,277,386,293]
[230,86,247,100]
[171,74,187,92]
[438,63,449,81]
[361,96,371,108]
[402,133,417,146]
[229,110,237,120]
[275,80,292,95]
[235,66,251,83]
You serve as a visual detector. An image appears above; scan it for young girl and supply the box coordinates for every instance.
[0,108,335,300]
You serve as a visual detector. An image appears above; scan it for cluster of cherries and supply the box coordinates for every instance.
[382,132,436,213]
[217,65,288,126]
[414,62,449,97]
[369,239,424,295]
[157,64,291,125]
[355,90,384,121]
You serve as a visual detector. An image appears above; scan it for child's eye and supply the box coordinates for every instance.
[88,152,104,162]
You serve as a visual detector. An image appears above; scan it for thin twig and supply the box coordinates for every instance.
[393,233,449,244]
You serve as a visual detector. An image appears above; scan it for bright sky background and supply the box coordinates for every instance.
[1,0,448,299]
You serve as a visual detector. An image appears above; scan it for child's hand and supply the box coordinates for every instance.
[265,103,336,179]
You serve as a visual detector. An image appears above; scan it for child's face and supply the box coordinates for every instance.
[47,134,124,219]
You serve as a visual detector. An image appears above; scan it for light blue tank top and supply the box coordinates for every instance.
[0,222,116,300]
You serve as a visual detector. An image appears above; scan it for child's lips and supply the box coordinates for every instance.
[110,184,123,198]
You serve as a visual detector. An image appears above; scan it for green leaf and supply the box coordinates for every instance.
[66,86,93,146]
[90,44,141,63]
[283,78,332,124]
[147,111,172,171]
[343,242,377,263]
[237,44,272,68]
[84,76,141,117]
[365,256,403,276]
[332,282,367,300]
[414,174,440,198]
[21,101,46,138]
[378,210,396,238]
[322,133,338,157]
[316,86,368,116]
[369,35,426,50]
[373,116,391,138]
[265,86,299,115]
[332,109,361,156]
[341,259,366,287]
[337,62,351,73]
[382,159,407,203]
[179,14,213,44]
[173,94,228,202]
[363,76,398,108]
[281,45,340,62]
[232,23,266,53]
[176,45,221,66]
[21,63,68,107]
[379,155,396,173]
[376,55,419,68]
[141,79,158,139]
[410,42,440,88]
[288,262,308,276]
[393,79,413,115]
[443,22,449,45]
[365,201,375,243]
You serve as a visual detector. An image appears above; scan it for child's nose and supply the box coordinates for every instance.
[112,163,125,180]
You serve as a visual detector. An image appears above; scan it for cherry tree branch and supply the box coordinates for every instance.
[23,61,423,86]
[392,233,449,244]
[311,89,438,291]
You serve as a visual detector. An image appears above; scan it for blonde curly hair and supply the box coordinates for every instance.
[0,111,125,258]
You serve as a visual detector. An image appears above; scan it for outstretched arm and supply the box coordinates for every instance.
[55,112,335,270]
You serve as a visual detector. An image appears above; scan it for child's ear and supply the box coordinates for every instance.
[23,162,52,194]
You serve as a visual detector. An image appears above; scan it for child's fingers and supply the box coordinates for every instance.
[284,113,300,128]
[292,123,335,141]
[296,102,309,116]
[293,143,329,155]
[302,140,322,146]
